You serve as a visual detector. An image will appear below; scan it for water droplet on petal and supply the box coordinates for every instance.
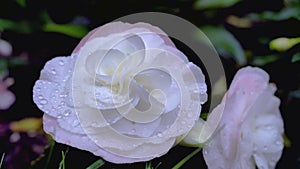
[36,87,41,92]
[57,115,62,119]
[38,95,43,99]
[199,84,207,94]
[39,99,48,105]
[59,60,65,66]
[131,129,136,133]
[203,150,208,155]
[157,132,163,137]
[51,69,57,75]
[72,120,79,127]
[263,145,268,151]
[63,110,71,116]
[276,140,282,145]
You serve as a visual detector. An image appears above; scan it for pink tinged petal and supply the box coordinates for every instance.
[73,22,175,53]
[113,34,146,54]
[138,33,165,49]
[227,66,269,98]
[161,46,189,63]
[0,90,15,109]
[43,114,152,163]
[0,39,12,57]
[204,66,284,169]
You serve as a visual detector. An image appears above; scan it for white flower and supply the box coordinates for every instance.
[203,67,284,169]
[33,22,207,163]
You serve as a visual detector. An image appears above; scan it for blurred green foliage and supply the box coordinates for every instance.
[194,0,241,9]
[200,25,246,65]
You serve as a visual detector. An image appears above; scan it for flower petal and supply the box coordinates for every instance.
[0,38,12,57]
[43,114,153,163]
[0,90,15,110]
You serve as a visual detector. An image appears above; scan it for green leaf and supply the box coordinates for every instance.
[0,18,33,33]
[43,22,88,38]
[247,5,300,21]
[194,0,241,9]
[58,150,68,169]
[44,138,55,169]
[200,112,209,120]
[283,134,292,147]
[8,57,28,66]
[289,90,300,98]
[199,25,246,65]
[86,159,105,169]
[145,161,153,169]
[291,53,300,62]
[15,0,26,7]
[0,58,8,76]
[251,55,280,66]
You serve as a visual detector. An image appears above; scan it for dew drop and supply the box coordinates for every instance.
[59,60,65,66]
[203,150,208,155]
[263,145,268,151]
[36,87,41,92]
[265,125,272,130]
[59,94,66,98]
[131,129,136,133]
[199,84,207,94]
[157,132,163,137]
[39,99,48,105]
[187,113,193,118]
[51,69,57,75]
[72,120,79,127]
[38,95,43,99]
[63,110,71,116]
[181,121,186,125]
[91,121,98,127]
[57,115,62,119]
[276,140,281,145]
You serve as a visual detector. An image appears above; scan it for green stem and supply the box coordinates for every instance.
[291,37,300,46]
[172,147,202,169]
[0,153,5,169]
[45,139,55,169]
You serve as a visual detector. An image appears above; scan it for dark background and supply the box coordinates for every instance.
[0,0,300,168]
